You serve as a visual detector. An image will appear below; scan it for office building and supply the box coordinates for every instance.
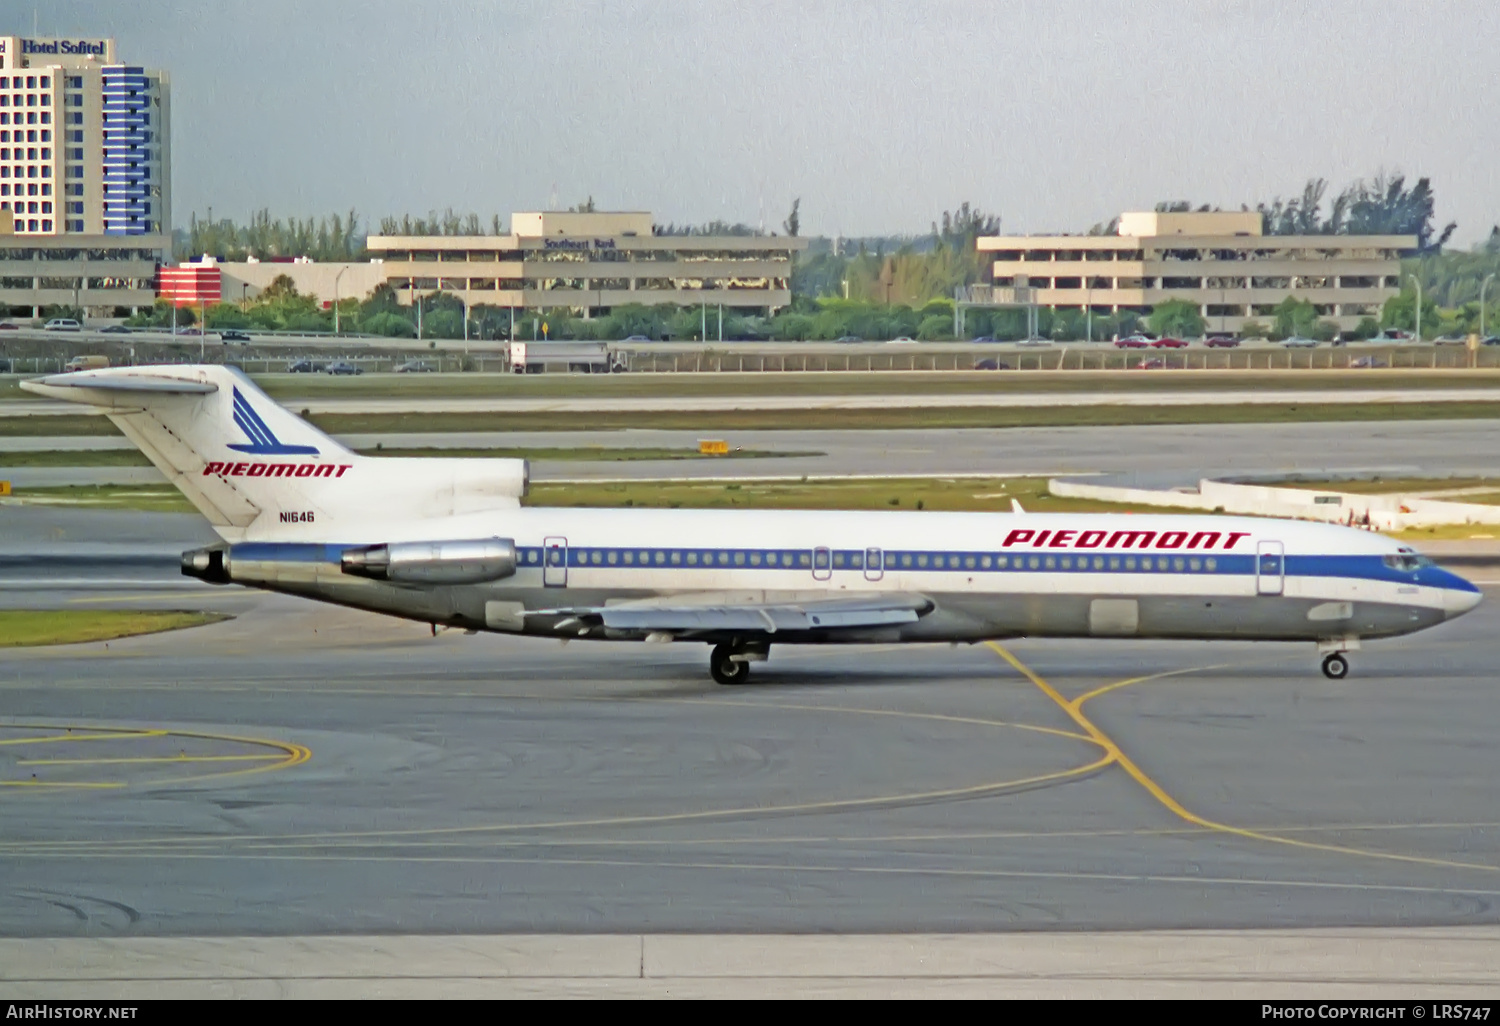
[368,211,806,316]
[976,211,1414,333]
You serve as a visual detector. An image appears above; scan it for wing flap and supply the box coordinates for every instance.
[595,596,927,634]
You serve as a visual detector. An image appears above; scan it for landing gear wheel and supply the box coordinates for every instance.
[709,644,751,686]
[1321,653,1349,680]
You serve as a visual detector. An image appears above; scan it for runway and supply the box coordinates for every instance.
[6,418,1500,488]
[2,579,1500,993]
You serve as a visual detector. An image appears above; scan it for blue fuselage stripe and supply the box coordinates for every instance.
[227,543,1476,593]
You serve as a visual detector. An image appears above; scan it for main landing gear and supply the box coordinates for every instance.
[1321,653,1349,680]
[709,643,766,686]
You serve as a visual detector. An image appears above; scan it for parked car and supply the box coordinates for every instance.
[1482,336,1500,347]
[99,325,132,335]
[218,329,251,343]
[834,335,864,343]
[325,360,363,375]
[1371,329,1412,342]
[1134,358,1166,370]
[1204,335,1239,348]
[287,359,323,373]
[0,358,11,372]
[1015,337,1051,347]
[395,360,434,373]
[1150,337,1188,349]
[44,318,82,332]
[622,334,652,342]
[64,355,109,371]
[1434,335,1467,346]
[969,335,997,343]
[174,327,202,337]
[1114,336,1150,349]
[1281,336,1318,348]
[1351,357,1389,368]
[0,322,17,330]
[972,358,1011,370]
[886,336,917,344]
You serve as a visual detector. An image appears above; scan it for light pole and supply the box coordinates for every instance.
[1407,273,1423,342]
[1481,273,1496,340]
[1085,280,1092,343]
[333,267,348,336]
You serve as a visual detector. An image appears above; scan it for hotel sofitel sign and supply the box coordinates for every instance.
[21,39,108,56]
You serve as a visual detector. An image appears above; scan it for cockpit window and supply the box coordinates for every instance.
[1383,553,1433,572]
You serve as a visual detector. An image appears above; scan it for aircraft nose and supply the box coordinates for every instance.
[1444,581,1483,619]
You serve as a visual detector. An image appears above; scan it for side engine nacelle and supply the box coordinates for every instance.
[340,538,518,585]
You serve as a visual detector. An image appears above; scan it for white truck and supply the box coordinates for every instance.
[508,340,626,374]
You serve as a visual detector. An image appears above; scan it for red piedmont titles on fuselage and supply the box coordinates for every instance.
[201,461,353,479]
[1000,528,1250,551]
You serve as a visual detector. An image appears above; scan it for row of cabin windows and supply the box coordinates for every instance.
[520,548,1220,573]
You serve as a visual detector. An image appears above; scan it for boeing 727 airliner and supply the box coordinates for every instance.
[21,365,1482,683]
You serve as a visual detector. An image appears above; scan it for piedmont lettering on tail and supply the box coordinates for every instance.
[21,364,1482,684]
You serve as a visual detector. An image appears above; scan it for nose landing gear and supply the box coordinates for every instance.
[1321,653,1349,679]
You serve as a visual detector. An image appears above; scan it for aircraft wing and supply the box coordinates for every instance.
[541,594,933,636]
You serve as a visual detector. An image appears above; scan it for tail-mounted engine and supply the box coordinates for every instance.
[340,538,518,585]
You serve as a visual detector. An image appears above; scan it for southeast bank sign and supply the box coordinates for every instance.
[19,39,109,56]
[542,238,619,252]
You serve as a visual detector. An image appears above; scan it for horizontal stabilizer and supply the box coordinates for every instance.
[24,374,218,396]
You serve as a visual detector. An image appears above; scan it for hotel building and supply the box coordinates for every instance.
[0,35,169,315]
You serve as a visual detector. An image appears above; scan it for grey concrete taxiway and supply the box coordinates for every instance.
[6,418,1500,488]
[2,576,1500,994]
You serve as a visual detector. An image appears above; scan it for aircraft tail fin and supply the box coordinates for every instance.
[20,365,526,541]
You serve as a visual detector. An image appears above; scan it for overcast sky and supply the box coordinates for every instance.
[20,0,1500,244]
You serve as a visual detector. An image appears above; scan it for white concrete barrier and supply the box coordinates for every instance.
[1049,477,1500,531]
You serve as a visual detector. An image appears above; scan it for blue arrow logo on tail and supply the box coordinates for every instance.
[226,387,320,455]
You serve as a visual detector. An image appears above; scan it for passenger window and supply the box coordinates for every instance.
[670,552,680,564]
[995,555,1006,569]
[851,552,864,569]
[833,552,845,568]
[750,553,762,566]
[766,552,778,566]
[686,552,697,565]
[1125,557,1136,570]
[965,555,976,569]
[917,554,928,567]
[1141,557,1152,570]
[1173,558,1185,572]
[1109,557,1120,570]
[1060,557,1071,569]
[623,551,634,565]
[1205,558,1217,571]
[593,551,604,565]
[1045,556,1056,569]
[1028,556,1039,569]
[718,552,729,565]
[734,552,745,565]
[608,551,618,565]
[639,550,650,564]
[1093,556,1104,570]
[981,555,992,569]
[654,551,666,565]
[1189,558,1200,571]
[900,554,912,568]
[798,553,810,567]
